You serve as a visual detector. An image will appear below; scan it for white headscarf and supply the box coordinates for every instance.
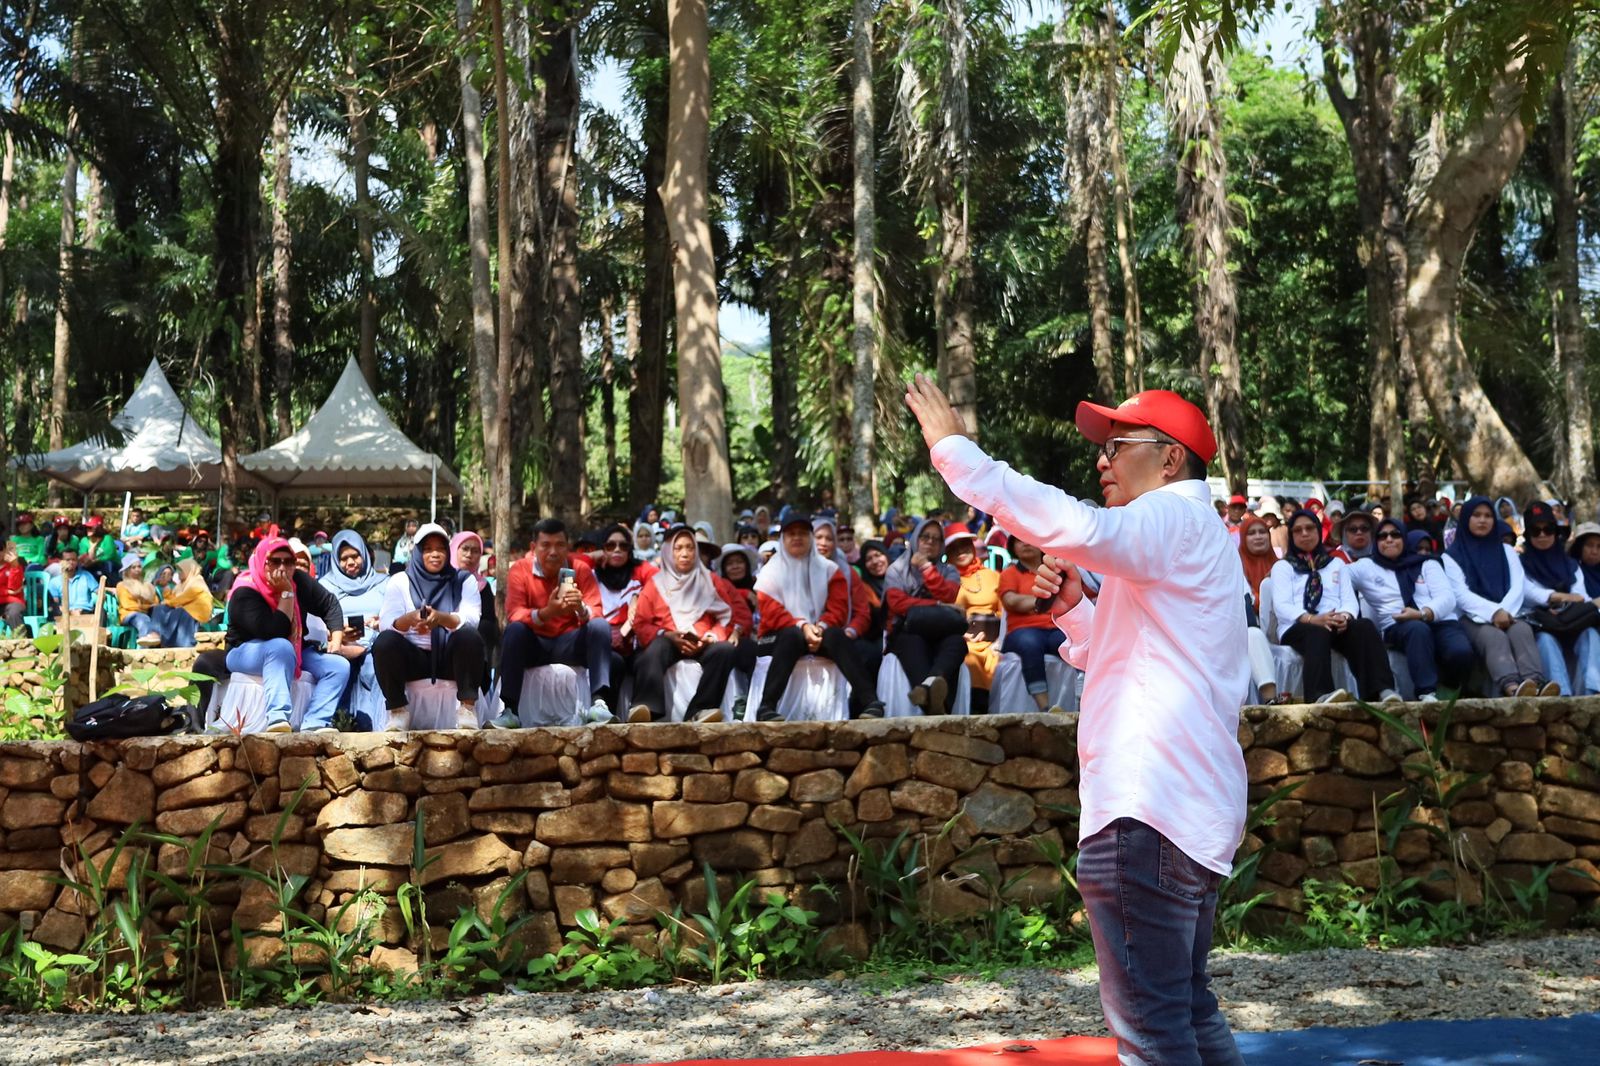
[753,525,837,624]
[654,528,731,632]
[812,517,855,620]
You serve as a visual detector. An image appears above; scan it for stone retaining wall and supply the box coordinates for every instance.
[0,700,1597,974]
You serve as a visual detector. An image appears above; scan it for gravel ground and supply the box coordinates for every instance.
[1,934,1597,1065]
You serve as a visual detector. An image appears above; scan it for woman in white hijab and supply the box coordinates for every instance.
[625,526,741,723]
[750,513,884,721]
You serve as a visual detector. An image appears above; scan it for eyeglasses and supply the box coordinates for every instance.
[1099,436,1172,461]
[1529,526,1557,538]
[264,558,294,570]
[1375,531,1404,542]
[604,540,630,550]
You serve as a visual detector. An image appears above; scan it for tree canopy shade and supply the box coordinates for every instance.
[240,356,463,498]
[8,358,262,493]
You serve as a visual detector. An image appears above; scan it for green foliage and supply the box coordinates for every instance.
[523,907,669,991]
[0,637,67,741]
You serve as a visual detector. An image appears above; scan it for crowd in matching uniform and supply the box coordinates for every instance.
[3,487,1597,733]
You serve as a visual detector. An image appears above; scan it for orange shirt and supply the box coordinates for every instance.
[632,577,739,647]
[999,565,1054,631]
[506,553,604,637]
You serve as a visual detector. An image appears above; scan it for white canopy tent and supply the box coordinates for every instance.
[9,357,254,493]
[241,356,462,516]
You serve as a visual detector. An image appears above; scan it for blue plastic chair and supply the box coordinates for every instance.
[22,571,48,636]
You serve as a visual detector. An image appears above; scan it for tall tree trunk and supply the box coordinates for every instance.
[50,25,83,475]
[506,7,546,516]
[487,0,515,586]
[1063,16,1115,403]
[629,34,671,517]
[245,255,267,448]
[1405,64,1545,500]
[768,285,796,504]
[458,0,498,521]
[1550,46,1597,515]
[848,0,878,541]
[664,0,733,534]
[933,1,976,439]
[270,96,296,440]
[1103,3,1142,395]
[345,53,378,388]
[537,22,585,524]
[600,297,620,504]
[0,0,34,317]
[1169,23,1246,492]
[1322,2,1408,506]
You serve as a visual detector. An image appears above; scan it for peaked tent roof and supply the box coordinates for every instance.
[9,358,252,492]
[241,357,463,496]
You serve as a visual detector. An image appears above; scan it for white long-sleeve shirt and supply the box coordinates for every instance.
[1441,547,1524,624]
[379,572,482,650]
[1521,565,1584,611]
[1347,557,1457,632]
[1267,557,1357,642]
[931,436,1248,876]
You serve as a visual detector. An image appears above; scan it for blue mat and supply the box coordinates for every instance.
[1233,1012,1600,1065]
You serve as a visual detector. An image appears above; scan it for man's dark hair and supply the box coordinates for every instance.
[1180,447,1207,482]
[59,545,78,556]
[531,518,567,541]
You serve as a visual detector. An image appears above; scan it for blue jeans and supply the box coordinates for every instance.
[1077,818,1244,1066]
[1535,627,1600,695]
[1383,618,1474,695]
[1001,625,1065,694]
[224,638,351,730]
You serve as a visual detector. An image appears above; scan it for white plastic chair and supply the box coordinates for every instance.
[742,655,850,722]
[514,665,588,727]
[664,660,747,722]
[875,653,972,718]
[989,652,1079,714]
[207,673,314,734]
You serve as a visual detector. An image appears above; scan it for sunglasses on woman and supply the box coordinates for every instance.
[1375,531,1404,542]
[604,539,630,550]
[1528,526,1557,538]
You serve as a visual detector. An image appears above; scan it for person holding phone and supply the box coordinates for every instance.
[372,523,485,730]
[626,526,743,723]
[320,529,391,727]
[492,517,617,726]
[906,375,1248,1066]
[223,537,352,733]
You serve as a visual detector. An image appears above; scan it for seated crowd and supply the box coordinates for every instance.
[2,486,1597,733]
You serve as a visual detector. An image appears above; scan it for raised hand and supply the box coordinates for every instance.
[904,373,969,451]
[1032,555,1083,617]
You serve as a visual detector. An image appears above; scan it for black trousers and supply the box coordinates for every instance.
[193,649,231,714]
[1281,617,1395,701]
[371,626,486,708]
[888,630,966,690]
[756,626,878,714]
[497,617,614,711]
[632,636,739,720]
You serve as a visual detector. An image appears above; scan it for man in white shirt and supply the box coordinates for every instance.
[907,375,1246,1066]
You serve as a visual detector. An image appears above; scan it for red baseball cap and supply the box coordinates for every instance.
[85,515,104,529]
[943,523,978,547]
[1075,390,1217,464]
[1228,494,1247,505]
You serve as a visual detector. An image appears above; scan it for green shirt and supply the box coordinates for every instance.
[12,534,46,567]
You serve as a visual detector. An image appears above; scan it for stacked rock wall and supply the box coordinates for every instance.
[0,699,1597,970]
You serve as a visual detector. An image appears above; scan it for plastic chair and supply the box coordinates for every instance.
[206,673,314,734]
[875,653,973,717]
[102,595,133,649]
[742,655,851,722]
[1259,577,1359,698]
[22,571,47,636]
[663,659,747,722]
[990,652,1080,713]
[512,665,588,727]
[986,545,1014,572]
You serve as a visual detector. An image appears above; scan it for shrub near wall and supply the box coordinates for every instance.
[0,717,1081,973]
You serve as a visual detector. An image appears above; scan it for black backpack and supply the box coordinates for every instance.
[66,694,196,740]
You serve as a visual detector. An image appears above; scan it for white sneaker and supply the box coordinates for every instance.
[584,700,615,724]
[691,707,724,724]
[262,711,293,733]
[456,704,480,729]
[387,708,411,731]
[1419,692,1439,703]
[136,634,162,648]
[1315,688,1352,705]
[488,711,520,730]
[1379,689,1403,703]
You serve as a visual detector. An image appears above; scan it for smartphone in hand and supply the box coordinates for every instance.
[558,567,575,586]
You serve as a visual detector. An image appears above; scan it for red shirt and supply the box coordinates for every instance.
[841,566,872,636]
[713,575,753,636]
[998,565,1053,631]
[756,570,848,636]
[0,562,23,606]
[633,577,740,647]
[506,553,605,637]
[884,562,959,623]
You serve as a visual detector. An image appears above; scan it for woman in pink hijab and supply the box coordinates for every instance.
[223,536,352,732]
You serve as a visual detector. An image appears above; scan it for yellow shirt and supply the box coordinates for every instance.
[116,583,159,624]
[164,580,215,623]
[954,564,1002,689]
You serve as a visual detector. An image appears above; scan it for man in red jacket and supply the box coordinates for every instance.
[490,518,617,726]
